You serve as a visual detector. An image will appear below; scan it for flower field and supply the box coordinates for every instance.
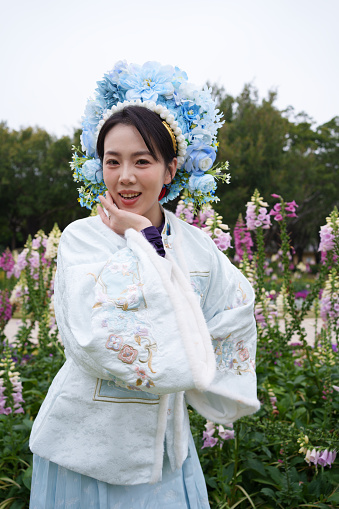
[0,192,338,508]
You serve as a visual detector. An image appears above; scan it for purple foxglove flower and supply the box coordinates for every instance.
[201,432,218,449]
[12,392,24,404]
[203,428,216,438]
[305,449,311,463]
[218,427,235,440]
[319,224,335,252]
[318,449,329,467]
[327,450,336,466]
[204,421,215,432]
[1,407,12,415]
[309,449,320,466]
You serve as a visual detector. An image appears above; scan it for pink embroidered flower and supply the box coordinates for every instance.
[118,344,138,364]
[106,334,123,352]
[135,366,147,379]
[238,348,249,362]
[236,340,244,351]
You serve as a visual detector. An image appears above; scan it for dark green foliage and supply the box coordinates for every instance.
[213,85,339,255]
[0,124,86,251]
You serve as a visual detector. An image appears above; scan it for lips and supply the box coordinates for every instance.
[119,192,141,200]
[117,191,142,207]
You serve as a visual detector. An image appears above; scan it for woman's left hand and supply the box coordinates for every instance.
[98,192,152,235]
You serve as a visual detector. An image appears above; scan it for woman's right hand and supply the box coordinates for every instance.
[98,192,152,235]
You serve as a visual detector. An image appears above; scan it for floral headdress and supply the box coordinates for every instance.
[71,60,230,210]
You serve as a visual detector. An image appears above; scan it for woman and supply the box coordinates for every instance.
[29,61,259,508]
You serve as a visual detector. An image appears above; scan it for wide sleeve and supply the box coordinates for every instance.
[54,226,216,396]
[185,243,260,424]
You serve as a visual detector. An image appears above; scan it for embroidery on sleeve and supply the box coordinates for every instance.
[92,250,158,387]
[117,344,138,364]
[212,334,255,375]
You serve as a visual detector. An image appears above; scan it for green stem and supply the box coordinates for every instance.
[229,423,240,505]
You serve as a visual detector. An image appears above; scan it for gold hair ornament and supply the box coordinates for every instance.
[162,121,177,153]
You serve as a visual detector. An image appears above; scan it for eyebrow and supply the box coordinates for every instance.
[104,150,153,157]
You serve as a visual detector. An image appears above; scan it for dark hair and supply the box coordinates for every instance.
[97,106,176,173]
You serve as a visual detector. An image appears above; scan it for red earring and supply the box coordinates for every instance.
[158,186,167,201]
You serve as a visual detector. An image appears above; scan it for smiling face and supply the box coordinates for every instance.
[103,124,176,227]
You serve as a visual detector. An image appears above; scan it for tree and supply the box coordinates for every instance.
[0,124,87,250]
[212,85,338,255]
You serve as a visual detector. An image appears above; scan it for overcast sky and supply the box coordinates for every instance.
[1,0,338,137]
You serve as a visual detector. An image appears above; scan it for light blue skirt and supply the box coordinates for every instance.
[29,433,210,509]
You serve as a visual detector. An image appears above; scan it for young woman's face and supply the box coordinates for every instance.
[103,124,176,226]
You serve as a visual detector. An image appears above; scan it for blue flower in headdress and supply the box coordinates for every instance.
[188,174,216,194]
[82,159,103,183]
[172,66,188,90]
[81,97,106,157]
[96,75,125,109]
[182,102,200,127]
[119,61,175,102]
[83,97,106,125]
[81,125,97,158]
[184,143,216,176]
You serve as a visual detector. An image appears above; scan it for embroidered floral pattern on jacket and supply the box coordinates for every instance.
[226,282,249,311]
[212,334,255,375]
[106,334,124,351]
[117,345,138,364]
[212,334,233,372]
[91,248,158,387]
[135,366,155,389]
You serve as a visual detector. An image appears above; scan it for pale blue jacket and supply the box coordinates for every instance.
[29,211,259,485]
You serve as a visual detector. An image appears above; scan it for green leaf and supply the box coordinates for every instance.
[262,446,272,459]
[206,476,218,489]
[252,477,278,487]
[22,466,32,490]
[290,456,305,466]
[246,458,266,477]
[293,375,307,384]
[327,492,339,503]
[260,487,276,500]
[23,418,33,430]
[9,501,26,509]
[266,466,284,486]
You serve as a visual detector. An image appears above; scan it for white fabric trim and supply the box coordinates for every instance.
[150,394,169,483]
[173,391,185,469]
[125,228,216,391]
